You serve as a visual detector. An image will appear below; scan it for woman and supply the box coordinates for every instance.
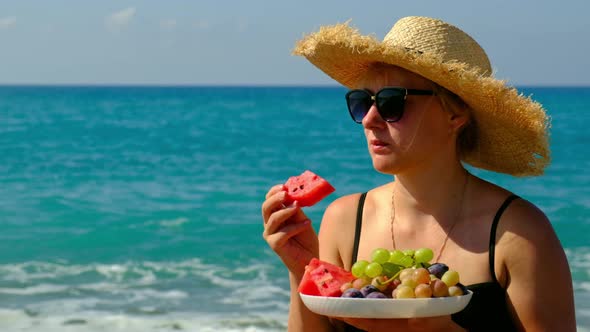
[261,16,575,331]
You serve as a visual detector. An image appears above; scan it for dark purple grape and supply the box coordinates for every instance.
[360,285,380,297]
[427,263,449,278]
[341,288,364,298]
[366,291,387,299]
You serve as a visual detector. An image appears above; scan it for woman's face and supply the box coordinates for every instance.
[359,66,458,175]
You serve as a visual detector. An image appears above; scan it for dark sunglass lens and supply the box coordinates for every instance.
[346,91,372,123]
[376,88,405,122]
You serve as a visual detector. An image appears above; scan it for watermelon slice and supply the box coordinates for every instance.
[283,170,335,207]
[298,258,355,297]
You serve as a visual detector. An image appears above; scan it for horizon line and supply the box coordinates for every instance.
[0,83,589,89]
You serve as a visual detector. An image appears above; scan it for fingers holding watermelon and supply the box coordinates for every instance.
[262,183,318,275]
[261,188,289,224]
[264,199,307,235]
[261,170,335,276]
[264,184,286,201]
[264,211,318,275]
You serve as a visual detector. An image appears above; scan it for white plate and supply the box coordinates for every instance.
[300,291,473,318]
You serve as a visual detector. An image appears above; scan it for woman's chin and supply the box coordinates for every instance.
[371,159,398,175]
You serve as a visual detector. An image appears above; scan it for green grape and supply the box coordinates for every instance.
[394,285,415,299]
[399,268,414,282]
[398,255,414,268]
[381,262,402,278]
[351,260,370,278]
[371,248,391,264]
[388,250,405,264]
[401,277,417,288]
[414,248,434,263]
[403,249,415,257]
[365,262,383,278]
[441,270,460,287]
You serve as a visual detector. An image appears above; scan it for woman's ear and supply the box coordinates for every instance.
[448,112,469,134]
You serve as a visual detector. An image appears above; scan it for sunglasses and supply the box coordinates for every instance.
[345,87,435,123]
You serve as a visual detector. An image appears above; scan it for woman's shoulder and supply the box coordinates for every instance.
[470,176,546,221]
[475,177,564,275]
[494,193,554,250]
[324,182,392,216]
[321,191,366,228]
[458,176,553,252]
[474,177,550,235]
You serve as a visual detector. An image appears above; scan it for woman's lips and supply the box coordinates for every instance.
[369,139,391,154]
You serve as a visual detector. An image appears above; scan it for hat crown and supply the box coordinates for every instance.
[383,16,492,76]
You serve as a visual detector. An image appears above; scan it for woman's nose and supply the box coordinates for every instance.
[362,103,384,127]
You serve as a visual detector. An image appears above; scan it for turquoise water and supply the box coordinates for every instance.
[0,86,588,331]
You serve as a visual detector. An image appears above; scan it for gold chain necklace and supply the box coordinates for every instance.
[390,171,470,263]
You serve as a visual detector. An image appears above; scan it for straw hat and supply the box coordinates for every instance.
[293,16,550,176]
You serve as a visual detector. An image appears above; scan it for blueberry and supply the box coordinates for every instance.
[341,288,364,298]
[360,285,380,297]
[366,291,387,299]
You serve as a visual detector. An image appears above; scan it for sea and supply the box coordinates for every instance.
[0,85,588,331]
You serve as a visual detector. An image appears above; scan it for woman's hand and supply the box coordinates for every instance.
[334,315,465,332]
[262,184,319,277]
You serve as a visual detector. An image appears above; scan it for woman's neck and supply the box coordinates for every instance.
[392,161,470,222]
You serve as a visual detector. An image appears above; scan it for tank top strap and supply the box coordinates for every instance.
[489,194,520,284]
[351,192,367,267]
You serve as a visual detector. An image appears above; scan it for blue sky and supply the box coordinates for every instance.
[0,0,588,86]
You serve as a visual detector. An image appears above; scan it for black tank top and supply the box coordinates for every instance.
[345,193,520,332]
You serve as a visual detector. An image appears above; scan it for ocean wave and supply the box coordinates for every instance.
[0,259,289,316]
[0,283,69,295]
[158,217,189,227]
[0,308,288,332]
[567,247,590,270]
[0,259,205,283]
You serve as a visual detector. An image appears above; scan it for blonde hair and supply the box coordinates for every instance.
[433,84,478,158]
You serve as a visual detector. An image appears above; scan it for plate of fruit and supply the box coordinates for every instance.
[298,248,473,319]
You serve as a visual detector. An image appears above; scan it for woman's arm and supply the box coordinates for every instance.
[498,199,576,331]
[263,186,359,331]
[293,194,366,332]
[262,184,332,331]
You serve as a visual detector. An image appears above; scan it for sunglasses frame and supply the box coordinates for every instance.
[345,86,435,123]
